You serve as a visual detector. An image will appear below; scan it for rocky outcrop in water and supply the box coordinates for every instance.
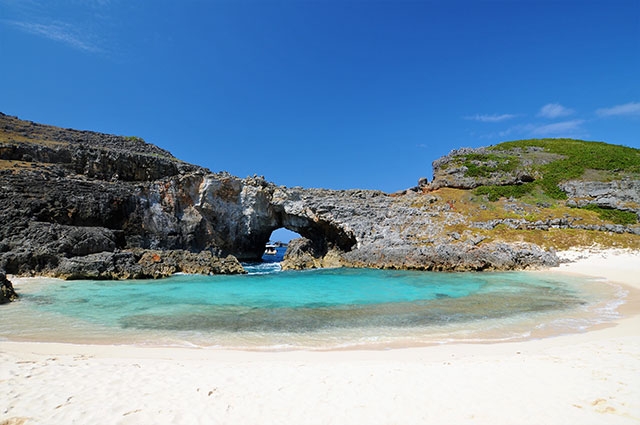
[54,249,245,280]
[0,271,18,304]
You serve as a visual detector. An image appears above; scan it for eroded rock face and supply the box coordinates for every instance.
[560,180,640,216]
[429,146,558,190]
[182,176,362,261]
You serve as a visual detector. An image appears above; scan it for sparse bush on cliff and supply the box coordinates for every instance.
[578,204,638,225]
[474,183,535,202]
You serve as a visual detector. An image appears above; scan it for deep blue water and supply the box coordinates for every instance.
[1,266,624,349]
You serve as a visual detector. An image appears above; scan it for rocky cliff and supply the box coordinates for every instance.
[0,113,245,280]
[1,114,639,296]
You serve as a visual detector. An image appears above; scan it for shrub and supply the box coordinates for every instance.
[474,183,535,201]
[580,204,638,225]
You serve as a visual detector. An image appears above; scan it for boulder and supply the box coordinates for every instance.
[55,251,142,280]
[281,237,323,270]
[0,271,18,304]
[136,249,246,277]
[54,249,245,280]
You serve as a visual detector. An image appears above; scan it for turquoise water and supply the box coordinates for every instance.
[1,268,625,349]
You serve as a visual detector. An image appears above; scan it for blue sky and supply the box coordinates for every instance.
[2,0,639,193]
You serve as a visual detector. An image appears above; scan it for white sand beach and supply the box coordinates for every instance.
[2,249,639,425]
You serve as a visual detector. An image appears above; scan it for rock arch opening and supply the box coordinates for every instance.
[202,182,359,264]
[261,228,301,263]
[232,212,357,264]
[269,228,301,245]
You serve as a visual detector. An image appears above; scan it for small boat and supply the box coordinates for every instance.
[263,244,277,256]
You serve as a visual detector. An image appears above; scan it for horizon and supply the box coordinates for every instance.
[2,0,639,194]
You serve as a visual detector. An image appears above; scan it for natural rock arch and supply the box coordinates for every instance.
[230,208,358,262]
[192,175,358,262]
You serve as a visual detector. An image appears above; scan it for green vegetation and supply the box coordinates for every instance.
[125,136,145,143]
[474,183,535,201]
[494,139,640,198]
[494,139,640,175]
[579,204,638,225]
[472,139,640,201]
[462,153,520,178]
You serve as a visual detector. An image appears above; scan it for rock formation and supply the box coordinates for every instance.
[0,271,18,304]
[560,180,640,216]
[1,113,639,302]
[429,146,549,189]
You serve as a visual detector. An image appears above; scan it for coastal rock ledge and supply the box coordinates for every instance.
[2,113,639,297]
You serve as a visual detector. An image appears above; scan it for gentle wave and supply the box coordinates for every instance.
[243,262,282,275]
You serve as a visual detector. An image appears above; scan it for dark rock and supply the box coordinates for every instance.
[135,249,245,278]
[52,249,245,280]
[55,251,142,280]
[281,237,328,270]
[0,270,18,303]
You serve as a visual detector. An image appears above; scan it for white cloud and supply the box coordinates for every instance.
[538,103,574,119]
[3,19,102,53]
[465,113,517,123]
[596,102,640,117]
[529,119,586,136]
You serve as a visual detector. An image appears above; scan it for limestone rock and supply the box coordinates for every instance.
[280,237,344,270]
[135,249,245,277]
[53,249,245,280]
[55,251,142,280]
[559,180,640,216]
[429,146,554,190]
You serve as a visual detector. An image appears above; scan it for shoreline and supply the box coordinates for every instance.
[2,248,640,424]
[2,267,631,351]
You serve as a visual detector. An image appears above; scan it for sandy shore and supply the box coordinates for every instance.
[2,249,639,425]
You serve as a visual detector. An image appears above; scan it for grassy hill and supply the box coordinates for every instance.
[424,138,640,250]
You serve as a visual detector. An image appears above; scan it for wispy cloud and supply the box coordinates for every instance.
[467,102,638,141]
[538,103,574,119]
[528,119,586,136]
[477,127,517,140]
[4,19,103,53]
[1,0,115,55]
[465,113,517,123]
[596,102,640,117]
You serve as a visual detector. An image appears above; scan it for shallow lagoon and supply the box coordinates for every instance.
[1,267,625,349]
